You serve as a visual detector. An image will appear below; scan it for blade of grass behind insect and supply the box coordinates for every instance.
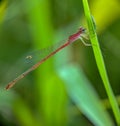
[14,98,41,126]
[23,0,54,109]
[58,64,114,126]
[0,0,7,24]
[23,0,67,125]
[82,0,120,125]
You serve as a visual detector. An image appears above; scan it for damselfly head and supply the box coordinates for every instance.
[78,27,89,39]
[79,27,86,33]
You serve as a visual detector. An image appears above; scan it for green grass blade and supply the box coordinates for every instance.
[0,0,7,24]
[23,0,67,125]
[14,99,41,126]
[82,0,120,125]
[58,64,114,126]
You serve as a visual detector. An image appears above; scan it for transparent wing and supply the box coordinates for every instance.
[1,39,68,88]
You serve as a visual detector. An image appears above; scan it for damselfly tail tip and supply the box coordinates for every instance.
[5,83,12,90]
[5,85,10,90]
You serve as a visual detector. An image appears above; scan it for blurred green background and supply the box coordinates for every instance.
[0,0,120,125]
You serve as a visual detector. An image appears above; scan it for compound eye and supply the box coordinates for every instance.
[82,28,86,32]
[79,27,86,33]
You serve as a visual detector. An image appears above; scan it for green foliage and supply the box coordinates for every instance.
[82,0,120,125]
[58,64,113,126]
[0,0,120,126]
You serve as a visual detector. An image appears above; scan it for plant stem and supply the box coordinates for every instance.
[82,0,120,125]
